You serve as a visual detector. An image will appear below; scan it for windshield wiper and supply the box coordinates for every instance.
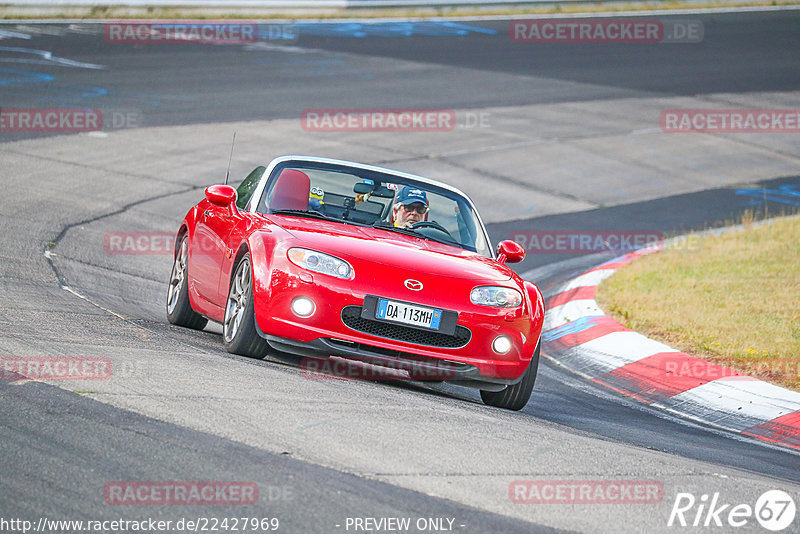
[270,209,340,223]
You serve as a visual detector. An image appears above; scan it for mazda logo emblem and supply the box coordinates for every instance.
[404,279,423,291]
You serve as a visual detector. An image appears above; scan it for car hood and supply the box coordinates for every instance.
[268,216,511,282]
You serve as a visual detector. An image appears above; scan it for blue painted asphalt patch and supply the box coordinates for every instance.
[0,67,53,86]
[259,21,496,40]
[735,184,800,207]
[542,316,605,342]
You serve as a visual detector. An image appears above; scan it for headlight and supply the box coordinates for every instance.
[470,286,522,307]
[288,248,353,279]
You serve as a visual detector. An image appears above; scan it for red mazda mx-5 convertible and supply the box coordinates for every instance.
[167,156,544,410]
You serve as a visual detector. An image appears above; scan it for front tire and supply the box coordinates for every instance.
[223,253,269,358]
[480,341,540,411]
[166,235,208,330]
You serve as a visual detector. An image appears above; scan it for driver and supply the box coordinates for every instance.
[392,186,429,229]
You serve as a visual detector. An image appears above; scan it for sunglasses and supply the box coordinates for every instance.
[402,203,429,214]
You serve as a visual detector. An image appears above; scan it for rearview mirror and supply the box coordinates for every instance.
[205,185,237,207]
[497,240,525,264]
[353,182,396,198]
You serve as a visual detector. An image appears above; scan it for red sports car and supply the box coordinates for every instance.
[167,156,545,410]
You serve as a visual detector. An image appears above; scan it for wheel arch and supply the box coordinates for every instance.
[240,231,281,322]
[230,242,251,284]
[173,204,201,259]
[524,280,545,347]
[173,224,189,259]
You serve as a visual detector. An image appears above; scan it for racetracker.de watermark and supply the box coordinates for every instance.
[661,109,800,133]
[661,356,800,382]
[0,108,141,133]
[510,230,666,254]
[1,357,112,380]
[105,232,175,255]
[510,19,702,43]
[300,357,458,381]
[509,480,663,504]
[0,108,101,133]
[104,482,260,505]
[301,109,482,132]
[104,21,263,44]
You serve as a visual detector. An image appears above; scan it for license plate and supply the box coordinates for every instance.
[376,299,442,330]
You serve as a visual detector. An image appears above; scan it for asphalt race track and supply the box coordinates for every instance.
[1,9,800,533]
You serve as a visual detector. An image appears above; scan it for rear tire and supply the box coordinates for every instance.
[222,253,269,358]
[166,235,208,330]
[480,341,540,411]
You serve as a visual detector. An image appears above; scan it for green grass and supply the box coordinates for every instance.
[597,216,800,391]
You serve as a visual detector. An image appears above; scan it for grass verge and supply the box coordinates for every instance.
[596,215,800,391]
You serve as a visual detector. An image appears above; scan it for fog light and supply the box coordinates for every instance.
[291,297,315,317]
[492,335,512,354]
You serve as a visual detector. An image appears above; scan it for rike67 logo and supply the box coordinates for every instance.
[668,490,796,531]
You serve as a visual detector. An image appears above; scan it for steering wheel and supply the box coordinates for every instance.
[411,221,454,238]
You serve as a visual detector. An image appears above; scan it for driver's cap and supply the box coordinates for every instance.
[397,186,428,206]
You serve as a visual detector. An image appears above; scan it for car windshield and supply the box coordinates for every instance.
[256,161,492,257]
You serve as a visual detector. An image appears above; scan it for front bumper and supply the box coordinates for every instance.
[252,267,539,384]
[259,333,523,391]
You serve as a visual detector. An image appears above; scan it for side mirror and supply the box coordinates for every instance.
[205,185,237,207]
[497,240,525,264]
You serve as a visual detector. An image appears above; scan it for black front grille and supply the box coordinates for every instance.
[341,306,471,348]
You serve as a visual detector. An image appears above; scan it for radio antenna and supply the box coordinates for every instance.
[224,131,236,185]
